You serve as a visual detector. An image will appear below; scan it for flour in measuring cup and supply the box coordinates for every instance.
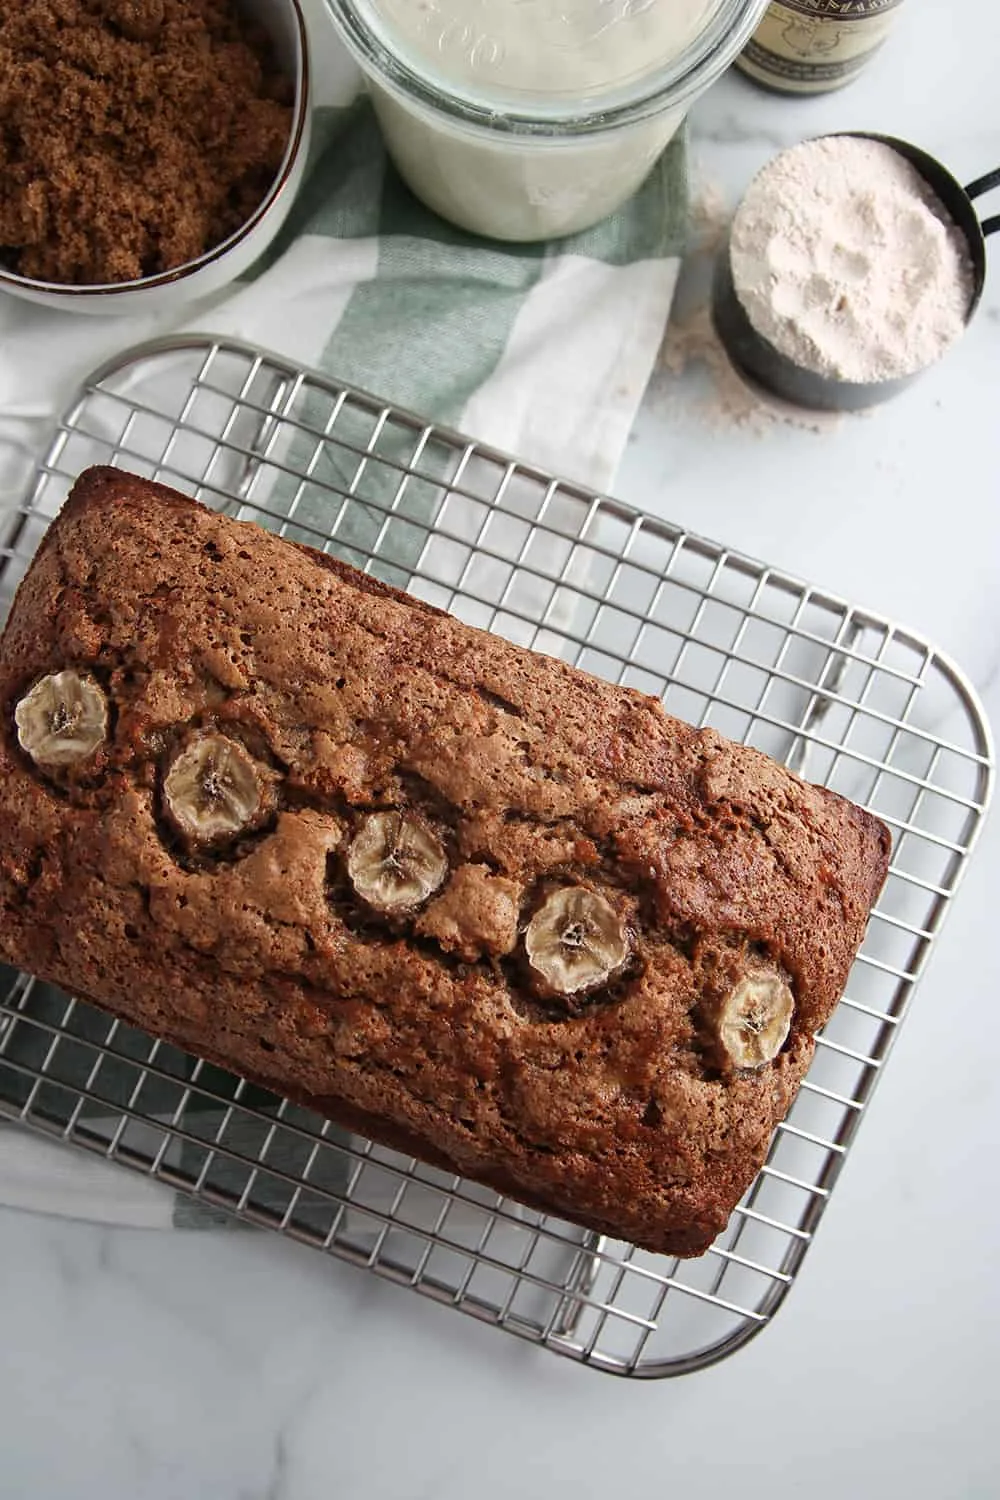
[369,0,724,99]
[730,137,975,383]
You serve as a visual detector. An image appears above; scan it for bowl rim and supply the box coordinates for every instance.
[0,0,310,301]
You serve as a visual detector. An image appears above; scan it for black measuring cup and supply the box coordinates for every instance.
[712,133,1000,412]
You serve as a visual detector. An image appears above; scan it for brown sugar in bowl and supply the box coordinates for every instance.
[0,0,310,314]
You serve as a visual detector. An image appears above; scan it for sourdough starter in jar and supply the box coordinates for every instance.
[325,0,764,240]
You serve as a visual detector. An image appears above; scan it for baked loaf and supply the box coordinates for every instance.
[0,468,890,1255]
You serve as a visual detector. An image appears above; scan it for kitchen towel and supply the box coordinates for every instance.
[0,101,687,502]
[0,56,688,1228]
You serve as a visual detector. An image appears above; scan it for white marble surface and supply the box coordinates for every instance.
[1,4,998,1498]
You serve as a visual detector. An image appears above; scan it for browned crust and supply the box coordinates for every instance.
[0,467,891,1255]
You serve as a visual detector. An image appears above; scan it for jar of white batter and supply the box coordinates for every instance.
[322,0,769,241]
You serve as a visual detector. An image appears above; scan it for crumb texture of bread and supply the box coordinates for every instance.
[0,468,891,1255]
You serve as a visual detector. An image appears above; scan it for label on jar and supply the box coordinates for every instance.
[736,0,905,94]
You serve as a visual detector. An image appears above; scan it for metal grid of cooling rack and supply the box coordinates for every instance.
[0,336,993,1378]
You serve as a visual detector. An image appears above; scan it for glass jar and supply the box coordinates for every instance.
[322,0,770,241]
[736,1,905,95]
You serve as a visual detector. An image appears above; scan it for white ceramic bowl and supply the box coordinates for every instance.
[0,0,310,315]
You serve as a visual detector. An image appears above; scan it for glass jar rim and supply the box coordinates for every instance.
[323,0,769,138]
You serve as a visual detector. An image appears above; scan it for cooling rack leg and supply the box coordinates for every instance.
[786,620,865,777]
[227,374,295,511]
[550,1231,607,1340]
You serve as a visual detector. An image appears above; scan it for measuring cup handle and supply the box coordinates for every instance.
[965,166,1000,237]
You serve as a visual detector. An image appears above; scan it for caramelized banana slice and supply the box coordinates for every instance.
[164,733,263,845]
[347,811,448,913]
[524,886,628,997]
[717,971,794,1070]
[15,670,108,767]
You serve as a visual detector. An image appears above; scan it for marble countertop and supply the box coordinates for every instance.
[0,5,997,1498]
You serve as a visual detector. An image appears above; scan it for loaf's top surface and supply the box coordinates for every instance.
[0,468,891,1254]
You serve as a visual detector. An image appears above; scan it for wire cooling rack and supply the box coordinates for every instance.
[0,336,993,1377]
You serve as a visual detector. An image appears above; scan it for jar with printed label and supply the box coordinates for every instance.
[735,1,905,96]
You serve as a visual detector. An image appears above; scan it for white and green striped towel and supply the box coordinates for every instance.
[0,103,688,505]
[0,36,688,1227]
[208,99,688,491]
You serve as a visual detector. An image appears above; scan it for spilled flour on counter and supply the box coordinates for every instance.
[730,136,975,383]
[657,177,844,434]
[689,176,730,255]
[661,306,844,434]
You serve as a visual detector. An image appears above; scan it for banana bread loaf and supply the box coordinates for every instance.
[0,468,891,1255]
